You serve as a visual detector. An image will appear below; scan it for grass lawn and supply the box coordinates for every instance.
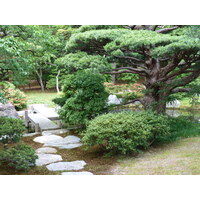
[111,137,200,175]
[24,90,59,107]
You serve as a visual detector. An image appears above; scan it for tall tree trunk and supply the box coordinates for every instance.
[142,93,167,113]
[112,63,117,84]
[36,68,45,92]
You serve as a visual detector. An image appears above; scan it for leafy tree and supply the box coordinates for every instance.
[0,26,31,85]
[63,25,200,113]
[0,25,76,90]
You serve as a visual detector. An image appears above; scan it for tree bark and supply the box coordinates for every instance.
[35,68,45,92]
[112,63,117,84]
[142,94,166,113]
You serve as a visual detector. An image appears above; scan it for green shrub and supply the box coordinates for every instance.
[0,81,27,110]
[82,111,170,155]
[155,116,200,143]
[54,70,109,126]
[0,117,25,144]
[0,144,38,171]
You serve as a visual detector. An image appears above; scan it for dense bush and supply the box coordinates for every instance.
[0,117,25,144]
[82,111,170,155]
[53,70,109,126]
[0,144,38,171]
[0,81,27,110]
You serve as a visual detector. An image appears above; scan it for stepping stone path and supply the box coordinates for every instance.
[36,154,63,166]
[36,147,57,154]
[46,161,86,171]
[30,105,93,175]
[61,171,94,175]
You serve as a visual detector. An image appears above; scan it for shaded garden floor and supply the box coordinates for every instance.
[2,134,200,175]
[0,133,117,175]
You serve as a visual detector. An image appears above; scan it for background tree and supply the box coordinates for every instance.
[61,25,200,113]
[0,25,77,90]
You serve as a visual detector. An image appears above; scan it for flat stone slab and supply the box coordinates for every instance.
[63,135,81,143]
[58,143,83,150]
[42,129,69,136]
[43,135,82,149]
[28,113,60,131]
[23,132,40,137]
[36,154,63,166]
[34,135,63,144]
[36,147,57,154]
[46,160,86,171]
[61,171,94,175]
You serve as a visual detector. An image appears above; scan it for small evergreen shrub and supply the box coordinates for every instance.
[0,81,27,110]
[0,144,38,171]
[0,117,25,144]
[53,70,109,126]
[82,111,170,155]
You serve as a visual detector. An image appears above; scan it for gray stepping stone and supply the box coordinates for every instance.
[42,129,69,136]
[43,135,82,149]
[46,161,86,171]
[36,147,57,154]
[23,132,40,137]
[63,135,80,143]
[36,154,63,166]
[58,143,82,150]
[61,171,94,175]
[34,135,63,144]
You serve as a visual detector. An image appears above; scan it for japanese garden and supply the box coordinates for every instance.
[0,25,200,175]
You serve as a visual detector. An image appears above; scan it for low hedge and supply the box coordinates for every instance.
[82,111,170,155]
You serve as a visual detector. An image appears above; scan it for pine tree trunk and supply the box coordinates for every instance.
[142,94,166,113]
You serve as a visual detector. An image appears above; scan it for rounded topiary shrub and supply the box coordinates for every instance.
[0,144,38,171]
[0,117,25,144]
[54,70,109,126]
[82,111,170,155]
